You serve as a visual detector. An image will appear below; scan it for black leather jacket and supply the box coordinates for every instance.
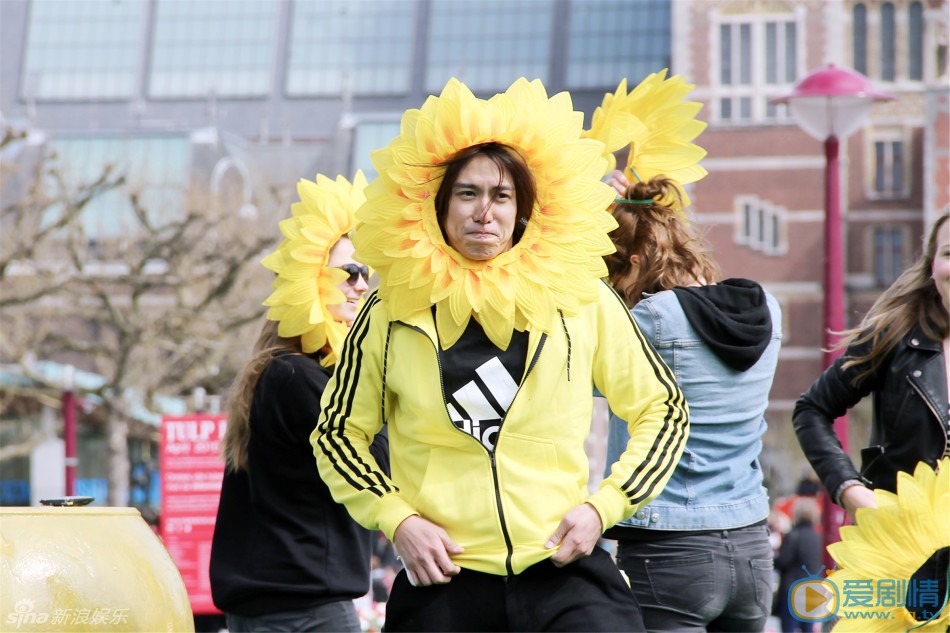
[793,324,948,500]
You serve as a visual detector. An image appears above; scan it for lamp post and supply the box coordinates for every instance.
[63,364,77,496]
[772,65,893,566]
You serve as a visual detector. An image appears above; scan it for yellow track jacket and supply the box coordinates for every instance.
[312,281,688,576]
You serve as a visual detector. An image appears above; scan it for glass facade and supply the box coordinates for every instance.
[22,0,145,99]
[287,0,415,96]
[426,0,553,93]
[150,0,277,98]
[47,136,189,238]
[566,0,671,88]
[351,121,403,180]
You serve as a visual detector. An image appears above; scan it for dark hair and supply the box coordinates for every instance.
[433,142,536,246]
[604,176,719,307]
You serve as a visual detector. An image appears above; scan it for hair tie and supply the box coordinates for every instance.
[614,198,654,205]
[627,166,644,183]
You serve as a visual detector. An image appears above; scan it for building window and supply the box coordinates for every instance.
[21,0,145,99]
[350,121,402,180]
[149,1,277,98]
[565,0,671,89]
[881,3,896,82]
[853,4,868,75]
[287,1,414,96]
[869,131,910,200]
[873,227,905,287]
[426,0,553,93]
[735,196,785,255]
[716,13,797,123]
[909,2,924,81]
[47,136,189,240]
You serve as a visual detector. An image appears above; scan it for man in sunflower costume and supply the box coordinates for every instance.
[311,78,689,631]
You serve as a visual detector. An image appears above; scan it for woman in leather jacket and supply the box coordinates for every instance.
[793,212,949,519]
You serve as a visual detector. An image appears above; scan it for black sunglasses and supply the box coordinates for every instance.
[336,263,370,285]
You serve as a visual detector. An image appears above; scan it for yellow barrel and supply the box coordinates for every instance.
[0,506,194,632]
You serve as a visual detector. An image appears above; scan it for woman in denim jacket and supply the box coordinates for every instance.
[604,172,783,632]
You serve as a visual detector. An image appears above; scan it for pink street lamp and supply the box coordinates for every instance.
[771,65,893,566]
[63,364,77,496]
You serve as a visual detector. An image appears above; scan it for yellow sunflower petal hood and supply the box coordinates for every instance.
[262,171,368,366]
[354,77,617,350]
[828,458,950,632]
[583,69,708,210]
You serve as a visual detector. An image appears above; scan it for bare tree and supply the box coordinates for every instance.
[1,126,286,505]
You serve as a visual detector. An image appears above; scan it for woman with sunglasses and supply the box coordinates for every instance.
[210,172,388,632]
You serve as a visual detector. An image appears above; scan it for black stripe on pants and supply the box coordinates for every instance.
[383,547,644,632]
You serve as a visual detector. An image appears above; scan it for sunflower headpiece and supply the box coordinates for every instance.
[828,458,949,631]
[583,69,708,212]
[261,171,368,366]
[353,77,617,350]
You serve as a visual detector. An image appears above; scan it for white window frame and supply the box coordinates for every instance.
[710,6,804,125]
[734,194,787,256]
[865,127,912,200]
[868,224,910,287]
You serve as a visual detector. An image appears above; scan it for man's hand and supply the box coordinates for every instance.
[841,484,877,522]
[392,515,464,586]
[606,170,630,196]
[544,503,603,567]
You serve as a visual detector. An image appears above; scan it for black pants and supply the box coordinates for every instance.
[384,546,644,632]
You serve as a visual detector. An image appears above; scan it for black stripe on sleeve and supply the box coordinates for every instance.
[600,282,689,505]
[316,292,394,496]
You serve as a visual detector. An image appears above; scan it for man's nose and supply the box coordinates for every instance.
[473,198,494,223]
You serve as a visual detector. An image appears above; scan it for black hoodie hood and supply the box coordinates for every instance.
[670,278,773,372]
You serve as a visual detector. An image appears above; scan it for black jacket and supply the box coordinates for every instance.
[210,354,390,617]
[793,324,948,499]
[775,519,823,600]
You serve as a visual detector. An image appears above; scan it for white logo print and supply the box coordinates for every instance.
[7,598,49,628]
[447,357,518,450]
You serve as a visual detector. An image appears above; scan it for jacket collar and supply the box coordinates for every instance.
[398,308,547,361]
[905,323,943,353]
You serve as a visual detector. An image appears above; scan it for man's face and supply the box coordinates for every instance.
[443,155,517,261]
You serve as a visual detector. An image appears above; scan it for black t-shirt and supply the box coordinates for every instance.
[438,316,529,452]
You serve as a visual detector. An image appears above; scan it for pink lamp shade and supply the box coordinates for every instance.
[771,65,894,141]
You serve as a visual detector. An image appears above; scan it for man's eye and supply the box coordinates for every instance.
[458,190,475,198]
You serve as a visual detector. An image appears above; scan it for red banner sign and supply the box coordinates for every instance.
[160,413,227,615]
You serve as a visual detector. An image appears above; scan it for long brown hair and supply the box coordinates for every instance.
[221,319,315,472]
[433,142,536,246]
[604,176,720,307]
[838,212,949,385]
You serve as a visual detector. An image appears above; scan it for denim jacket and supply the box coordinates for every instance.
[605,283,782,531]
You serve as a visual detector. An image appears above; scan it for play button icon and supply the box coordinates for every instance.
[790,577,839,622]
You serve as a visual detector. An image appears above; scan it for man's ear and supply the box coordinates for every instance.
[629,254,641,267]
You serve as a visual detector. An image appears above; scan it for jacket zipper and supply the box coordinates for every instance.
[491,333,546,575]
[907,376,949,456]
[403,320,548,576]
